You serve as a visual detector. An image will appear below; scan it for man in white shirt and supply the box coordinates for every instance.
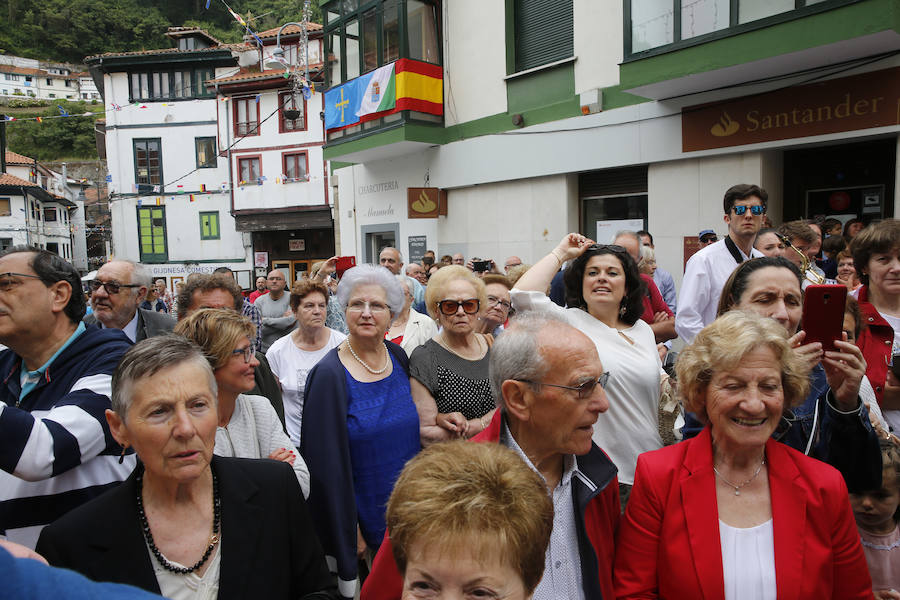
[675,184,767,344]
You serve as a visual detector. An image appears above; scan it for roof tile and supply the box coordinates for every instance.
[5,150,34,165]
[0,173,40,187]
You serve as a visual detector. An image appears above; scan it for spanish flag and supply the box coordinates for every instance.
[394,59,442,116]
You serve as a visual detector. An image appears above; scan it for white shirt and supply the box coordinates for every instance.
[511,289,663,485]
[719,520,777,600]
[675,237,763,344]
[149,539,221,600]
[265,329,346,446]
[503,422,584,600]
[99,310,139,342]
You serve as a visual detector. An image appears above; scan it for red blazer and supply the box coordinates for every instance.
[614,427,873,599]
[856,285,893,405]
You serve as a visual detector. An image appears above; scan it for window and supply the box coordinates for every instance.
[64,80,72,87]
[44,207,57,222]
[46,78,52,86]
[234,97,260,136]
[133,138,163,188]
[129,68,215,101]
[30,201,38,220]
[49,93,56,98]
[195,137,217,168]
[323,0,438,87]
[283,152,308,182]
[199,211,220,240]
[0,198,10,216]
[627,0,853,56]
[0,238,12,251]
[137,206,168,262]
[46,242,59,255]
[279,92,307,132]
[4,74,19,81]
[513,0,573,72]
[238,156,262,183]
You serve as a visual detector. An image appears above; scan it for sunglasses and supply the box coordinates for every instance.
[731,205,766,216]
[438,298,480,316]
[517,372,611,400]
[587,244,627,253]
[89,279,142,294]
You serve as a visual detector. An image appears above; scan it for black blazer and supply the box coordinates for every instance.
[36,456,337,600]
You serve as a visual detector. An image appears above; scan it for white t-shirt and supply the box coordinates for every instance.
[510,289,663,485]
[265,328,346,446]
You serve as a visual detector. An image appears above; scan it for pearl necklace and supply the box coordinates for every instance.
[346,340,388,374]
[136,469,221,574]
[713,456,766,496]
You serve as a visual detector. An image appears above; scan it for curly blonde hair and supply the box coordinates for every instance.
[676,311,809,424]
[423,265,487,320]
[386,440,552,595]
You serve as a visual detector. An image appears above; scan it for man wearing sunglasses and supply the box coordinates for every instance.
[84,260,175,343]
[363,312,620,599]
[676,184,767,344]
[0,247,134,548]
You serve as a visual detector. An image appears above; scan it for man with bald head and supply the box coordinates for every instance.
[85,260,174,342]
[363,312,621,598]
[612,231,675,344]
[452,252,465,266]
[405,263,427,286]
[379,247,403,275]
[504,256,523,272]
[255,269,295,352]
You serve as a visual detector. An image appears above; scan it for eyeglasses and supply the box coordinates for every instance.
[231,344,256,363]
[517,372,611,400]
[731,205,766,216]
[347,300,390,314]
[700,236,718,243]
[89,279,142,295]
[438,298,480,315]
[487,296,511,311]
[0,272,43,291]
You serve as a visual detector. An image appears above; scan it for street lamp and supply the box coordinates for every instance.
[264,22,307,78]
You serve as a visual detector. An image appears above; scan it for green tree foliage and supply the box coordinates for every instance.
[5,101,104,160]
[0,0,323,64]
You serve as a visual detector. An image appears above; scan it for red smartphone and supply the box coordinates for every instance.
[335,256,356,276]
[801,284,847,352]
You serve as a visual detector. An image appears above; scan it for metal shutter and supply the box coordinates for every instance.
[515,0,574,72]
[579,166,648,199]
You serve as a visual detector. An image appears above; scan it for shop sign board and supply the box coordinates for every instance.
[683,67,900,152]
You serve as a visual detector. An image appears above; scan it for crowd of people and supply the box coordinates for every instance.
[1,181,900,599]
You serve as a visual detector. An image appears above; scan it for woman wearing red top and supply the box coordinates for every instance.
[851,221,900,430]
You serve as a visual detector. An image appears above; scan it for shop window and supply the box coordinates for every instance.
[234,97,260,136]
[513,0,573,72]
[283,152,308,182]
[137,206,168,262]
[133,138,163,188]
[199,211,220,240]
[195,136,217,168]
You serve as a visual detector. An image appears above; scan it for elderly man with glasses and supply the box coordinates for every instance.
[84,260,175,342]
[675,184,767,344]
[0,247,134,549]
[362,312,621,600]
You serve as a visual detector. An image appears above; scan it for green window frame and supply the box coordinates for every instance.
[133,138,163,190]
[195,136,217,169]
[129,67,216,102]
[624,0,860,59]
[323,0,441,88]
[511,0,573,73]
[199,211,220,240]
[137,206,168,262]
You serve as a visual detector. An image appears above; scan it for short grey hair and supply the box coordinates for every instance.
[336,264,406,316]
[380,246,404,263]
[614,230,641,246]
[112,335,217,419]
[489,311,573,409]
[395,274,417,295]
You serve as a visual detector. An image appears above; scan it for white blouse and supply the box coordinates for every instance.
[510,289,663,485]
[148,539,221,600]
[719,520,776,600]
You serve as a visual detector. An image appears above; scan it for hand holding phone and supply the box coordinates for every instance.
[801,284,847,352]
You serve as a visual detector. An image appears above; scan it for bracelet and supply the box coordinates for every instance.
[550,250,564,266]
[481,415,489,431]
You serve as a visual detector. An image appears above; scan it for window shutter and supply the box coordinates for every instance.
[515,0,573,72]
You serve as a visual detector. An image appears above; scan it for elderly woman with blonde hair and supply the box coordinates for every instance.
[362,440,553,600]
[409,265,496,444]
[615,311,872,599]
[174,308,309,497]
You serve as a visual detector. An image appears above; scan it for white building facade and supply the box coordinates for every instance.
[323,0,900,291]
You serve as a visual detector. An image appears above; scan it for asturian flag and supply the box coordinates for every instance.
[356,64,396,118]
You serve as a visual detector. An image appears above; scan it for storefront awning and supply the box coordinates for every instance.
[232,206,332,232]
